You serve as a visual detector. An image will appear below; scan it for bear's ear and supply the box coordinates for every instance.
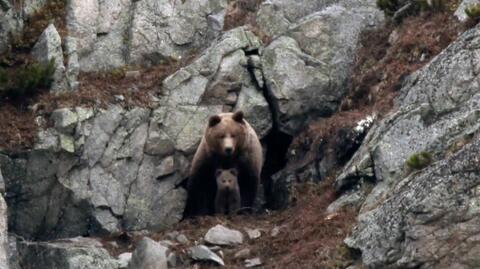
[215,169,223,177]
[229,168,238,176]
[232,110,244,123]
[209,115,221,127]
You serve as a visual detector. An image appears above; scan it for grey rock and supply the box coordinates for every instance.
[335,25,480,268]
[18,237,120,269]
[234,248,251,259]
[256,0,382,37]
[66,0,131,71]
[117,252,131,269]
[0,169,4,194]
[204,225,243,246]
[455,0,480,22]
[162,27,271,138]
[51,108,79,133]
[245,228,261,240]
[176,234,189,245]
[167,252,178,268]
[270,227,280,237]
[0,0,48,54]
[346,136,480,268]
[64,37,80,90]
[336,26,480,213]
[128,0,228,66]
[0,196,8,269]
[32,24,68,92]
[262,4,383,134]
[245,257,262,267]
[2,105,190,239]
[188,245,225,266]
[8,235,20,269]
[128,238,168,269]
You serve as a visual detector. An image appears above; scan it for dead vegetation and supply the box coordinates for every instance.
[100,177,358,269]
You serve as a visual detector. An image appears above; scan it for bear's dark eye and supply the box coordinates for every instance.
[231,134,236,138]
[220,134,226,139]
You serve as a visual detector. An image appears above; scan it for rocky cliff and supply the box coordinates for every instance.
[0,0,479,268]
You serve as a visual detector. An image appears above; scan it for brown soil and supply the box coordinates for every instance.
[100,177,358,269]
[342,12,466,114]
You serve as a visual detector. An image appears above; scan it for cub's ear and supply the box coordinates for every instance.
[232,110,244,123]
[209,115,221,127]
[229,168,238,176]
[215,169,223,177]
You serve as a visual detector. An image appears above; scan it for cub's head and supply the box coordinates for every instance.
[215,168,238,190]
[206,111,247,157]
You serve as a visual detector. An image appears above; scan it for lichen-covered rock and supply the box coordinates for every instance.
[0,0,50,54]
[333,25,480,268]
[18,237,120,269]
[66,0,228,71]
[256,0,382,37]
[32,24,68,92]
[336,26,480,212]
[1,105,189,239]
[262,4,383,135]
[127,238,167,269]
[346,135,480,268]
[455,0,480,22]
[162,27,272,138]
[128,0,227,66]
[66,0,131,71]
[0,196,8,269]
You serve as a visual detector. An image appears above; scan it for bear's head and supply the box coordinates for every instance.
[215,168,238,191]
[206,111,247,158]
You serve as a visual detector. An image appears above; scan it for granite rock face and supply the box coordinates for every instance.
[65,0,228,71]
[333,25,480,268]
[261,3,383,135]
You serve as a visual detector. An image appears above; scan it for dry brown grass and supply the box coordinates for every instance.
[99,178,358,268]
[341,12,466,114]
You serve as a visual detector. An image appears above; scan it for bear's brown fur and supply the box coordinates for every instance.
[185,111,263,216]
[214,168,241,215]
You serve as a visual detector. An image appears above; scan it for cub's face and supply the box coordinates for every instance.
[207,111,246,157]
[216,168,238,191]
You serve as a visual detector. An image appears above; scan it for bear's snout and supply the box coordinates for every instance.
[225,147,233,155]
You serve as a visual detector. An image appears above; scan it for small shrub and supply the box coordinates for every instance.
[405,151,432,170]
[0,59,56,100]
[465,3,480,21]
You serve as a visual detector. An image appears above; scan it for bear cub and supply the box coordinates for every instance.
[215,168,241,215]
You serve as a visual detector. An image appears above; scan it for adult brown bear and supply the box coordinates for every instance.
[185,111,263,216]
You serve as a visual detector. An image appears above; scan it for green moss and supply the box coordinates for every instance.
[406,151,432,170]
[0,58,56,100]
[465,3,480,20]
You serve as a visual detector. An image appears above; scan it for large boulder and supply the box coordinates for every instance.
[17,237,120,269]
[127,238,168,269]
[161,27,272,138]
[128,0,227,66]
[1,106,187,239]
[346,135,480,268]
[256,0,382,37]
[66,0,228,71]
[334,25,480,268]
[262,4,383,135]
[32,24,68,92]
